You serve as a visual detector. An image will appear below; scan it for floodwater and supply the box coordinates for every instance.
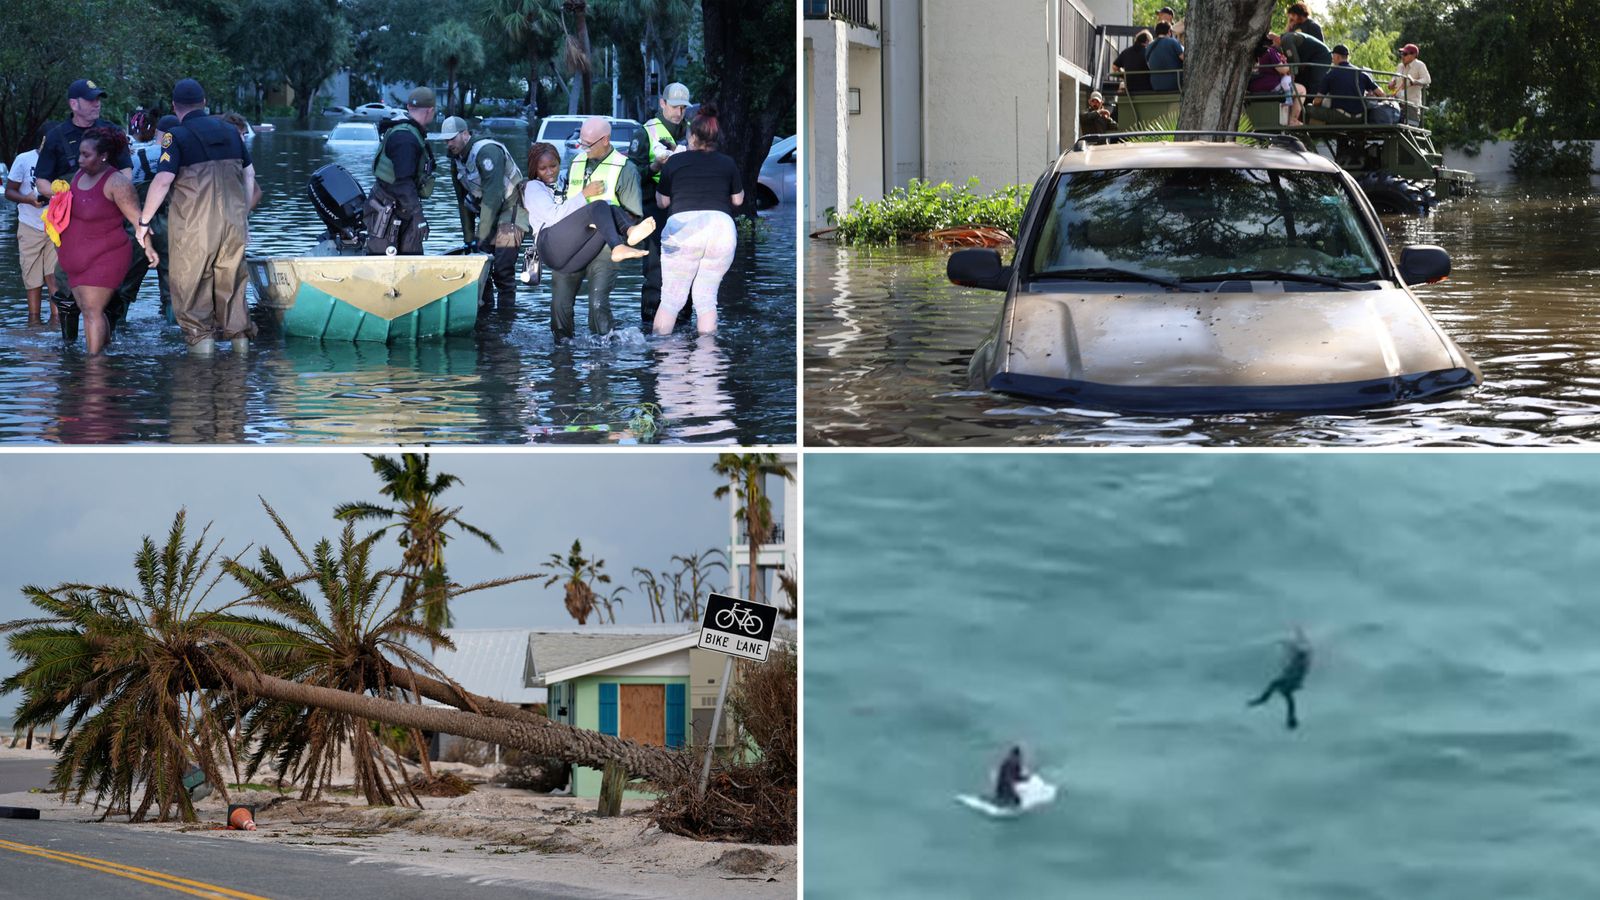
[805,453,1600,899]
[804,179,1600,446]
[0,122,796,444]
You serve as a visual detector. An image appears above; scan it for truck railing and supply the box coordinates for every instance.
[1102,62,1427,127]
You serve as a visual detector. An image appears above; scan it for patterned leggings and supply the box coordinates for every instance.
[658,210,737,328]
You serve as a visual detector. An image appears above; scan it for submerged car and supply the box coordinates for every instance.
[950,134,1481,413]
[325,122,380,144]
[757,135,797,209]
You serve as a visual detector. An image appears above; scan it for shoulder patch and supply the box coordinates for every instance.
[161,133,173,148]
[482,157,494,172]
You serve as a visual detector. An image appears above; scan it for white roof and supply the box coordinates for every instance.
[526,624,697,686]
[428,629,545,706]
[541,631,702,684]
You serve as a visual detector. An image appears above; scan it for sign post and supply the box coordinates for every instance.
[695,593,778,799]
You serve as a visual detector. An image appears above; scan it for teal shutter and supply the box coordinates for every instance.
[665,683,686,748]
[548,684,559,718]
[599,683,618,735]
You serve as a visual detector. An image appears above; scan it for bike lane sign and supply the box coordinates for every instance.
[698,593,777,663]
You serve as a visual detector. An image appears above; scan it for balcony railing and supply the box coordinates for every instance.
[1059,0,1095,74]
[733,524,786,546]
[804,0,874,30]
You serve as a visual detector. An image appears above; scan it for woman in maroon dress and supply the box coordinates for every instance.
[57,127,157,354]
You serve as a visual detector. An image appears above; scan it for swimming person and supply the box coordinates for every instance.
[1248,628,1312,729]
[994,745,1026,807]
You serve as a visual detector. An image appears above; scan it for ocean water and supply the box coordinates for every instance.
[804,455,1600,899]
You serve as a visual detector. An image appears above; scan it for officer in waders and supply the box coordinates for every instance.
[550,116,643,340]
[136,78,258,356]
[631,81,691,330]
[366,87,437,255]
[34,77,135,344]
[440,116,526,308]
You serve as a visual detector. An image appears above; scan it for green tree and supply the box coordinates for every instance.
[711,454,794,605]
[424,19,486,115]
[671,548,726,623]
[238,0,351,123]
[698,0,795,219]
[333,453,503,634]
[540,539,611,625]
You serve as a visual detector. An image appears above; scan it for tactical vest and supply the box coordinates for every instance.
[458,138,522,201]
[568,149,626,206]
[642,117,681,184]
[372,120,436,198]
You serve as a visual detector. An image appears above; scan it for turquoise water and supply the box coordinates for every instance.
[805,455,1600,899]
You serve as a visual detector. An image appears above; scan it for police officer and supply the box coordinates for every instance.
[130,114,179,317]
[550,116,644,340]
[440,115,527,308]
[34,77,136,343]
[632,82,692,329]
[367,87,438,255]
[136,78,258,356]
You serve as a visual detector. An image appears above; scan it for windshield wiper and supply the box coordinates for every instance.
[1032,267,1202,292]
[1178,269,1381,289]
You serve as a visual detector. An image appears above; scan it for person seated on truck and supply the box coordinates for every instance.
[1144,22,1184,92]
[1307,44,1383,124]
[1250,33,1305,125]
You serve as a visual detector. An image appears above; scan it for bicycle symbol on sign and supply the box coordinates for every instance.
[713,602,766,636]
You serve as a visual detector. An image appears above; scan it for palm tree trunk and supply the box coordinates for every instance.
[575,2,592,114]
[231,670,686,782]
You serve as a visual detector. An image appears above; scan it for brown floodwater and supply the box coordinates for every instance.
[804,179,1600,446]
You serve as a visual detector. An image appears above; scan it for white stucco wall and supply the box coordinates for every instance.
[847,43,886,206]
[1441,140,1600,179]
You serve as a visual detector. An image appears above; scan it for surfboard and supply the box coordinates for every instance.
[955,774,1057,817]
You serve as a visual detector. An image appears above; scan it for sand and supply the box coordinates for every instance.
[0,745,794,899]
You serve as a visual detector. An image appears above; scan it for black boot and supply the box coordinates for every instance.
[54,292,80,344]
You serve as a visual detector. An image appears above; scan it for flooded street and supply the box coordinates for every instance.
[804,179,1600,446]
[0,123,796,444]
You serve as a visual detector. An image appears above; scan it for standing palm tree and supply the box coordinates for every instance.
[335,453,502,633]
[423,20,486,115]
[671,549,728,623]
[712,454,795,605]
[633,567,668,623]
[563,0,593,114]
[540,539,611,625]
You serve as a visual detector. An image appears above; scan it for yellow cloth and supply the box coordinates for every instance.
[42,179,71,247]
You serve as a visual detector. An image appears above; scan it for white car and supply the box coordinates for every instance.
[325,122,380,144]
[757,135,796,209]
[347,102,405,122]
[536,115,643,182]
[322,105,354,119]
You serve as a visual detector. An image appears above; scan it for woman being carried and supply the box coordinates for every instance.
[519,141,651,283]
[54,126,158,354]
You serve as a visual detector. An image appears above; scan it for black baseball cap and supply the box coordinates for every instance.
[68,79,108,101]
[1158,6,1175,14]
[172,78,206,105]
[1332,44,1351,56]
[156,114,181,131]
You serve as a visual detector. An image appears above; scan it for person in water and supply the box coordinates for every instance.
[1248,628,1312,729]
[994,745,1027,807]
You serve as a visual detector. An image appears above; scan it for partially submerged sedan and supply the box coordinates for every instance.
[951,135,1481,412]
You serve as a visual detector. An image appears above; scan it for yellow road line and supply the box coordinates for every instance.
[0,836,273,900]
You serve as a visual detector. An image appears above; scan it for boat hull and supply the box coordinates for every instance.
[247,254,487,342]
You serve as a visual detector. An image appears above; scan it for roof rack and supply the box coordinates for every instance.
[1073,131,1309,153]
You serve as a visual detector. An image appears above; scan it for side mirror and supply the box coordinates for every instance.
[1398,245,1450,286]
[947,248,1012,291]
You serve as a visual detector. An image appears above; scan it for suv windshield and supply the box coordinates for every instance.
[1027,168,1386,282]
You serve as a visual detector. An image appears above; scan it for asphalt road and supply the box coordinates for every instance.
[0,815,650,900]
[0,758,53,794]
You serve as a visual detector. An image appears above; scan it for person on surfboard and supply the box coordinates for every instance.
[994,745,1027,807]
[1248,627,1312,729]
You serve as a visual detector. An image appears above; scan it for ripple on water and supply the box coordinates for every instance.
[805,178,1600,446]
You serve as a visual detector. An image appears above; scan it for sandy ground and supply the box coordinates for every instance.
[0,744,794,899]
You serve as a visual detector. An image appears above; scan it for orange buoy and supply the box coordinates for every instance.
[227,805,256,831]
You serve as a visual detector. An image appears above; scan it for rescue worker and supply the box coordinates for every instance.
[34,77,135,344]
[130,113,179,317]
[135,78,258,356]
[440,115,526,308]
[550,116,644,340]
[367,87,438,255]
[631,81,692,329]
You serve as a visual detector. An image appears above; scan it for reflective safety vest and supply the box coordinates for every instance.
[457,138,522,202]
[372,120,436,198]
[568,148,627,206]
[641,117,681,184]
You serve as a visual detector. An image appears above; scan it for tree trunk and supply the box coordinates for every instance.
[700,0,794,221]
[411,727,435,780]
[448,62,458,118]
[231,670,687,783]
[576,3,593,115]
[1174,0,1277,134]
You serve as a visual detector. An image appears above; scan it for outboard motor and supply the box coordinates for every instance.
[308,163,368,255]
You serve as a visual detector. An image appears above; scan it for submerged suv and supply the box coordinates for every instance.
[949,133,1481,413]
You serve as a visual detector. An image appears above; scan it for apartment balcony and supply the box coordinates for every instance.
[804,0,875,30]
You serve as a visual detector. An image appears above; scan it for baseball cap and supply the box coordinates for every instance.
[662,83,692,107]
[1089,91,1104,102]
[1332,44,1351,56]
[1400,43,1420,56]
[155,114,181,131]
[438,116,472,139]
[172,78,206,105]
[1158,6,1175,14]
[68,79,107,101]
[407,86,436,108]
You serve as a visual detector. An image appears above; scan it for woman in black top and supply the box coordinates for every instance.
[652,104,744,335]
[1113,31,1153,94]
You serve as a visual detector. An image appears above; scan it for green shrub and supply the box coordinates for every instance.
[830,178,1030,244]
[1511,135,1595,177]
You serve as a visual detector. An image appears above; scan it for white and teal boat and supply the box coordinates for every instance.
[247,254,488,342]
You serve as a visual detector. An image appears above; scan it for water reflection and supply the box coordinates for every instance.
[803,178,1600,446]
[0,125,796,444]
